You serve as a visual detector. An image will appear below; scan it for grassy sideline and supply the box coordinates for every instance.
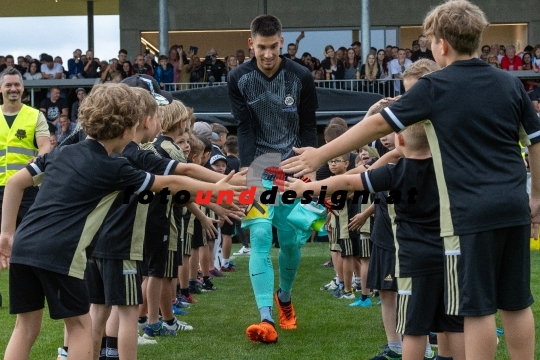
[0,243,539,359]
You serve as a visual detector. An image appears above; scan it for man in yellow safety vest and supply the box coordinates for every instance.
[0,67,50,226]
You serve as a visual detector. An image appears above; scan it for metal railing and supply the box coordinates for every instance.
[22,78,102,107]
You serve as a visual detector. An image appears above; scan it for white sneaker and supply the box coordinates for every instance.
[234,246,251,255]
[138,335,158,345]
[162,318,194,335]
[56,348,68,360]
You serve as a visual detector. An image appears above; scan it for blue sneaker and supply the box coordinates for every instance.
[173,297,190,309]
[369,346,402,360]
[377,299,382,306]
[349,297,372,307]
[333,288,344,298]
[143,322,165,338]
[172,306,189,315]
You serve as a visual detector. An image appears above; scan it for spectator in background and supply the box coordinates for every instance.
[17,56,27,71]
[344,48,359,90]
[23,60,42,80]
[391,46,399,59]
[336,47,347,62]
[410,35,434,62]
[0,55,27,75]
[405,48,412,59]
[351,41,362,63]
[321,45,345,88]
[487,54,500,68]
[522,53,536,91]
[226,55,238,76]
[360,53,380,93]
[0,56,5,66]
[168,46,181,83]
[236,49,246,64]
[116,49,128,71]
[501,45,523,71]
[286,32,306,64]
[40,55,63,79]
[388,48,411,95]
[189,56,204,84]
[120,61,134,79]
[49,132,58,150]
[154,55,174,91]
[481,45,491,57]
[68,49,84,79]
[529,85,540,113]
[385,45,393,61]
[71,88,86,122]
[203,48,225,83]
[301,52,313,71]
[411,40,420,53]
[82,50,100,78]
[498,45,506,63]
[532,44,540,70]
[55,114,77,143]
[39,86,68,125]
[376,49,390,79]
[133,54,153,76]
[108,71,122,83]
[145,54,157,70]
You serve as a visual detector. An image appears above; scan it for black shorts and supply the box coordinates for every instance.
[338,238,360,257]
[181,234,192,257]
[366,244,397,292]
[9,263,89,319]
[221,219,235,236]
[164,250,179,278]
[444,225,533,316]
[396,273,464,335]
[143,233,169,278]
[359,238,372,258]
[86,257,142,306]
[191,219,207,249]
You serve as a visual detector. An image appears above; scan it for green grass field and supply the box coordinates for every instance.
[0,243,539,359]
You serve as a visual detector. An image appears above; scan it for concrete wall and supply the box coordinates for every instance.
[119,0,540,59]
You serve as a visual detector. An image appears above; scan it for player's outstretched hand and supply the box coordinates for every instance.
[284,177,307,198]
[200,216,219,240]
[213,170,248,208]
[530,198,540,239]
[281,147,323,178]
[0,233,13,269]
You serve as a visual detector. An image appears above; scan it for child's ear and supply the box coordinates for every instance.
[143,115,152,129]
[397,134,405,146]
[439,38,449,57]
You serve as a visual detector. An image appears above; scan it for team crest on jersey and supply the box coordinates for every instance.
[15,129,27,140]
[284,95,295,106]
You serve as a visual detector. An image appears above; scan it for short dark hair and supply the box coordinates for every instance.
[324,124,347,143]
[119,49,128,55]
[250,15,282,37]
[287,43,296,48]
[158,55,168,61]
[5,55,13,60]
[351,41,361,47]
[224,135,238,154]
[196,135,212,153]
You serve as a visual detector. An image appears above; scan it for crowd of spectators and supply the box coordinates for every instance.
[0,34,538,139]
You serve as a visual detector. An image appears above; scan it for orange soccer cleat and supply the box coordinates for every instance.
[246,320,278,343]
[274,291,297,330]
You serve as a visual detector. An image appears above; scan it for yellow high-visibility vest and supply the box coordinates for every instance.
[0,105,39,186]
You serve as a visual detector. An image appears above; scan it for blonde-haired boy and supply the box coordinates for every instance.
[284,1,540,358]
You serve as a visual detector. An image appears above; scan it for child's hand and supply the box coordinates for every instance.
[214,170,247,208]
[0,233,13,269]
[285,177,306,198]
[348,213,368,231]
[281,147,323,177]
[230,169,247,186]
[200,216,219,240]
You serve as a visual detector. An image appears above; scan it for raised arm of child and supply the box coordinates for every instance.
[0,169,36,267]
